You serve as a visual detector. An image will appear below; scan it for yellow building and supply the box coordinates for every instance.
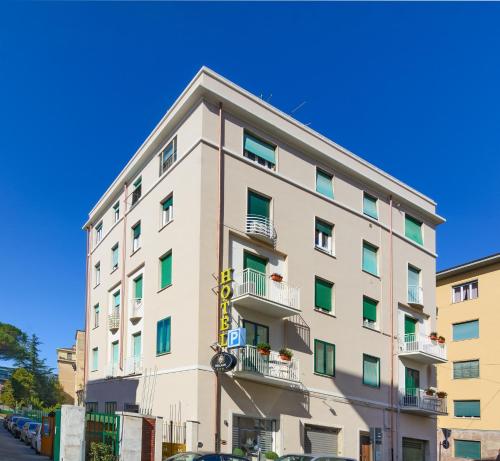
[56,330,85,405]
[436,254,500,460]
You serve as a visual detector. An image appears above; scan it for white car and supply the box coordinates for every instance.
[277,455,356,461]
[31,423,42,453]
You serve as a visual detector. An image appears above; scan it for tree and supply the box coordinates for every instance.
[0,368,36,408]
[0,322,28,362]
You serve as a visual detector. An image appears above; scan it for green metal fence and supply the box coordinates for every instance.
[85,412,120,459]
[18,408,48,422]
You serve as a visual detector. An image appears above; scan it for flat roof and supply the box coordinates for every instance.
[437,252,500,280]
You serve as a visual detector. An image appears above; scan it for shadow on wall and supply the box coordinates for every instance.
[85,378,140,411]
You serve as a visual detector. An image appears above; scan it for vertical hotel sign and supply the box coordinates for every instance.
[219,268,234,347]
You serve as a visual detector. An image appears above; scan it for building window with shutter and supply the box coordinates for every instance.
[455,440,481,459]
[315,219,333,254]
[95,222,103,244]
[452,280,478,303]
[132,222,141,253]
[362,296,378,329]
[362,354,380,387]
[156,317,171,355]
[362,241,379,276]
[314,277,333,313]
[159,137,177,175]
[94,262,101,287]
[453,360,479,379]
[160,252,172,289]
[113,201,120,223]
[111,243,119,271]
[454,400,481,418]
[316,169,334,199]
[94,304,100,328]
[91,347,98,371]
[161,195,174,227]
[131,177,142,206]
[363,193,378,220]
[405,214,423,245]
[453,320,479,341]
[314,339,335,377]
[243,132,276,170]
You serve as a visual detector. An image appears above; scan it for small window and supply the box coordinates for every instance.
[243,320,269,347]
[362,296,377,329]
[161,195,174,227]
[407,265,422,304]
[316,169,334,199]
[454,440,481,459]
[94,262,101,286]
[453,360,479,379]
[314,339,335,376]
[247,190,271,219]
[131,177,142,206]
[95,222,103,244]
[91,347,98,371]
[111,244,119,271]
[159,137,177,175]
[243,132,276,170]
[113,290,121,310]
[132,222,141,252]
[452,281,478,303]
[405,214,423,245]
[134,275,143,300]
[156,317,171,355]
[104,401,117,414]
[453,320,479,341]
[94,304,100,328]
[363,193,378,220]
[454,400,480,418]
[111,341,119,367]
[113,202,120,223]
[362,354,380,387]
[314,277,333,312]
[86,401,98,412]
[160,252,173,289]
[362,242,378,276]
[315,219,333,254]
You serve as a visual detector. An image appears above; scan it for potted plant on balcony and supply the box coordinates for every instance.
[279,348,293,361]
[429,331,438,341]
[270,273,283,282]
[436,391,447,398]
[438,336,446,344]
[425,388,436,396]
[257,343,271,356]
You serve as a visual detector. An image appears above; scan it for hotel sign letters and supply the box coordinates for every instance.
[219,268,234,347]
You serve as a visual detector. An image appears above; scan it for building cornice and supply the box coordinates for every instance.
[437,252,500,280]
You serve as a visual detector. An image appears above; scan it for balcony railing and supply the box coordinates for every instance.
[125,356,143,375]
[232,345,300,384]
[233,268,300,316]
[399,333,447,362]
[108,308,120,331]
[408,285,423,306]
[106,363,119,378]
[246,215,277,246]
[400,388,447,414]
[129,298,143,322]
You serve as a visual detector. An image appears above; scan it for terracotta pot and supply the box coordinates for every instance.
[279,355,291,361]
[426,391,435,396]
[271,274,283,282]
[437,392,447,398]
[430,335,438,341]
[258,349,270,356]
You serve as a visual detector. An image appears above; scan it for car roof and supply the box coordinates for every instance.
[279,455,355,461]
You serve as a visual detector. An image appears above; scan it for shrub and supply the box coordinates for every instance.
[233,448,246,457]
[90,441,115,461]
[265,451,279,460]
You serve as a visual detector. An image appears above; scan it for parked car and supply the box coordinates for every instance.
[31,423,43,453]
[165,452,250,461]
[277,455,356,461]
[12,418,32,438]
[21,421,41,444]
[3,413,20,429]
[8,415,24,432]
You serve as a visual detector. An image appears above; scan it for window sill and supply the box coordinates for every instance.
[362,269,381,280]
[362,325,381,333]
[314,246,336,259]
[156,351,171,357]
[159,219,174,232]
[110,267,118,274]
[363,212,379,221]
[314,372,335,379]
[157,284,173,294]
[363,383,380,389]
[131,247,142,257]
[94,283,100,289]
[92,326,99,330]
[314,308,336,318]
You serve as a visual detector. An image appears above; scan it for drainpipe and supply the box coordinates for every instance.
[215,102,224,452]
[83,226,91,394]
[120,184,128,371]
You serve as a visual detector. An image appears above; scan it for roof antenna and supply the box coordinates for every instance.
[266,93,273,102]
[291,101,307,114]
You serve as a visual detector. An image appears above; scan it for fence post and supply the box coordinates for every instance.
[59,405,85,461]
[154,417,164,461]
[186,420,200,452]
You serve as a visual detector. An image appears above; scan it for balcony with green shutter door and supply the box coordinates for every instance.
[399,387,448,415]
[246,191,276,246]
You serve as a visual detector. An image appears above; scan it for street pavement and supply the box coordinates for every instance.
[0,421,50,461]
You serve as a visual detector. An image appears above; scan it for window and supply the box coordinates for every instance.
[316,169,333,199]
[111,341,119,368]
[160,252,172,289]
[243,320,269,347]
[111,244,119,271]
[156,317,171,355]
[161,195,174,227]
[362,296,377,329]
[159,137,177,175]
[66,352,73,360]
[132,333,142,360]
[131,177,142,206]
[363,354,380,387]
[113,202,120,223]
[405,214,423,245]
[112,290,121,311]
[243,132,276,170]
[132,222,141,252]
[407,265,422,304]
[86,401,98,412]
[314,339,335,376]
[453,281,478,303]
[362,242,378,276]
[453,320,479,341]
[454,400,480,418]
[134,275,143,300]
[91,347,98,371]
[94,304,100,328]
[315,219,333,254]
[94,262,101,286]
[455,440,481,459]
[314,277,333,312]
[104,401,117,414]
[363,193,378,219]
[453,360,479,379]
[95,222,103,244]
[247,190,271,219]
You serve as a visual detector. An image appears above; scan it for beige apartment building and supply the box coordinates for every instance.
[83,68,446,461]
[436,254,500,460]
[57,330,85,405]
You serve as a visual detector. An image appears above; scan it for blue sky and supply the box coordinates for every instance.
[1,2,499,369]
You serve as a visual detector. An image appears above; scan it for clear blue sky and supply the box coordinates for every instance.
[1,2,499,369]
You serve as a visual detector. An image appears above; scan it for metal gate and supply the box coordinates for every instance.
[53,409,61,461]
[304,424,339,454]
[162,420,186,458]
[85,412,120,459]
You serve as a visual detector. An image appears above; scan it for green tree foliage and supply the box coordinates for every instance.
[0,368,36,407]
[0,322,28,362]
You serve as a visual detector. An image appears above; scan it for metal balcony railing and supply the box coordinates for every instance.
[399,333,447,361]
[408,285,423,305]
[129,298,143,321]
[125,356,143,375]
[246,215,277,245]
[108,308,120,331]
[160,152,177,175]
[232,345,300,383]
[400,388,447,414]
[233,268,300,311]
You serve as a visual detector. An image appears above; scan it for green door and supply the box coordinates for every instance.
[243,252,267,297]
[248,191,270,218]
[134,276,143,299]
[112,341,119,369]
[53,408,61,461]
[405,316,417,339]
[405,367,420,401]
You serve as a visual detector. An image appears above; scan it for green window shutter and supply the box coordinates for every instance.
[454,401,480,418]
[92,349,98,370]
[363,297,377,322]
[316,170,334,198]
[315,278,332,311]
[112,342,119,365]
[453,360,479,379]
[163,196,173,210]
[362,242,378,275]
[316,219,332,236]
[405,367,420,393]
[408,266,420,287]
[363,193,378,219]
[325,343,335,376]
[314,340,335,376]
[405,316,417,335]
[455,440,481,459]
[244,133,276,164]
[133,334,141,358]
[453,320,479,340]
[243,252,267,273]
[405,215,423,245]
[248,191,270,218]
[363,354,380,387]
[160,253,172,288]
[113,291,120,308]
[156,318,171,355]
[134,276,143,299]
[133,223,141,238]
[112,246,119,266]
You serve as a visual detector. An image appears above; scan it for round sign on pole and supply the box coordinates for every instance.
[211,352,237,373]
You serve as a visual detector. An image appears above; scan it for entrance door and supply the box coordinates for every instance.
[405,367,420,405]
[360,433,372,461]
[244,252,268,297]
[404,316,417,339]
[232,416,274,458]
[402,438,425,461]
[304,424,339,455]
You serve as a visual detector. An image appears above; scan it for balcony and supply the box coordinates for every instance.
[125,356,142,375]
[400,388,447,415]
[231,345,300,386]
[129,298,143,322]
[246,215,277,246]
[408,285,423,307]
[399,333,447,363]
[108,309,120,331]
[232,268,301,318]
[106,364,119,378]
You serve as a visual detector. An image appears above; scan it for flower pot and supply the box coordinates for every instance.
[437,392,447,398]
[426,391,435,396]
[438,337,445,344]
[279,355,291,361]
[430,336,438,341]
[258,349,270,356]
[271,274,283,282]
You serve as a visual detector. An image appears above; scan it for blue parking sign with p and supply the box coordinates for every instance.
[227,328,246,348]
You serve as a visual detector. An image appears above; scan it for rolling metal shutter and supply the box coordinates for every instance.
[304,425,338,454]
[402,438,425,461]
